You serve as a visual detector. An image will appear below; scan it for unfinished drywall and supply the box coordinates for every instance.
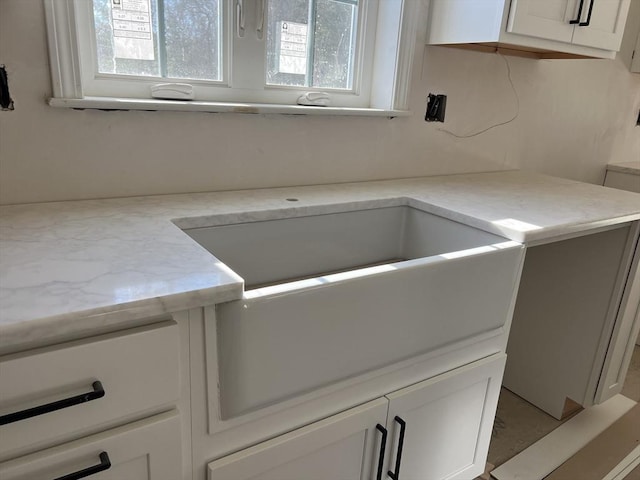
[0,0,638,205]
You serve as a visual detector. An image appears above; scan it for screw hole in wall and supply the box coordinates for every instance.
[286,198,299,202]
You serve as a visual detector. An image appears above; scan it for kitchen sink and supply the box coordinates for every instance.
[182,204,525,418]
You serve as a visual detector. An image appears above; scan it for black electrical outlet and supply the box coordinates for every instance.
[426,94,446,122]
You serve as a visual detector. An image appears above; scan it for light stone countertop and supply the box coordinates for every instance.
[606,161,640,175]
[2,170,640,353]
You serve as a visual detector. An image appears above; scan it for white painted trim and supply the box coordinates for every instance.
[43,0,82,99]
[491,395,637,480]
[594,222,640,404]
[44,0,416,111]
[47,96,412,117]
[393,0,422,110]
[602,445,640,480]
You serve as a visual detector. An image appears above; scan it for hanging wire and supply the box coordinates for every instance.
[438,52,519,139]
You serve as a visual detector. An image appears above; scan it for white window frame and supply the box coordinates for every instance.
[44,0,420,116]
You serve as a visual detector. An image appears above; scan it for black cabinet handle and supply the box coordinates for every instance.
[0,381,105,426]
[387,416,406,480]
[570,0,585,24]
[54,451,111,480]
[579,0,595,26]
[375,424,388,480]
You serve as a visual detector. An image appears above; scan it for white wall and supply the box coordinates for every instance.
[0,0,638,205]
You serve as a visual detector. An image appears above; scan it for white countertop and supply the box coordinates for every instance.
[606,161,640,175]
[2,170,640,353]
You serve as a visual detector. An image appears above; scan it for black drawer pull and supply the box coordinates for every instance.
[54,451,111,480]
[387,416,406,480]
[570,0,585,24]
[579,0,595,26]
[375,424,388,480]
[0,381,105,426]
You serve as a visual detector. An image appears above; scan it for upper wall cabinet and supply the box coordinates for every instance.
[617,0,640,72]
[427,0,632,59]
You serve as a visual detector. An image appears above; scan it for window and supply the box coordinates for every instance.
[45,0,420,114]
[93,0,222,81]
[266,0,358,90]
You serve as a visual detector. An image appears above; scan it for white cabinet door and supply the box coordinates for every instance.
[571,0,630,50]
[0,411,182,480]
[507,0,578,42]
[206,355,505,480]
[384,355,505,480]
[207,399,388,480]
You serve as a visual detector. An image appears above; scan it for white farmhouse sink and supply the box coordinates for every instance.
[183,205,524,418]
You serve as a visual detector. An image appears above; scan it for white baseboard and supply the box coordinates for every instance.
[491,394,637,480]
[602,445,640,480]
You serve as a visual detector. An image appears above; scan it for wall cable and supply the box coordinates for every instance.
[438,53,519,139]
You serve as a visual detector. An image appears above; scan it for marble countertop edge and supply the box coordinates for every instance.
[0,282,243,355]
[606,162,640,175]
[2,170,640,354]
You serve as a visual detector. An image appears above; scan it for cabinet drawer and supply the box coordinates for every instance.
[0,410,182,480]
[0,321,180,460]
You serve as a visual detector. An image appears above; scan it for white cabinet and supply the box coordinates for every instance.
[427,0,632,59]
[207,355,505,480]
[503,222,640,418]
[0,321,180,461]
[385,355,504,480]
[569,0,630,50]
[617,0,640,72]
[0,320,186,478]
[207,399,388,480]
[507,0,577,43]
[0,411,182,480]
[603,164,640,347]
[508,0,630,50]
[604,164,640,193]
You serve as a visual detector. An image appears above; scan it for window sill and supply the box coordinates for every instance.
[48,97,412,118]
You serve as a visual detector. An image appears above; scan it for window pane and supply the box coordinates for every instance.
[94,0,161,76]
[313,0,356,89]
[266,0,358,90]
[266,0,310,87]
[93,0,221,81]
[164,0,221,80]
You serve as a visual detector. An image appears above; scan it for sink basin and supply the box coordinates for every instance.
[186,205,508,289]
[183,204,524,418]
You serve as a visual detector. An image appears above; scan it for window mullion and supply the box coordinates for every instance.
[230,0,264,90]
[306,0,317,88]
[157,0,168,78]
[347,3,357,88]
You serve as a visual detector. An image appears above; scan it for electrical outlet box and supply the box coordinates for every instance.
[426,94,446,122]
